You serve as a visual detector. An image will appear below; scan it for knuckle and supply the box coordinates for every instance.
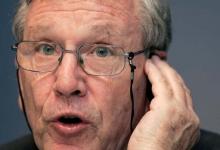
[188,110,200,129]
[193,114,200,127]
[164,85,175,98]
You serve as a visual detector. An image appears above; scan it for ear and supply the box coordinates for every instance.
[18,95,24,112]
[17,69,24,112]
[152,50,167,60]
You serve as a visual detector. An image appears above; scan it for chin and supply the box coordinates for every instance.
[43,143,84,150]
[36,137,94,150]
[34,130,101,150]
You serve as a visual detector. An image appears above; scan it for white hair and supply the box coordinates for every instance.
[12,0,171,51]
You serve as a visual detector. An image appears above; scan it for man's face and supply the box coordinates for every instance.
[20,0,147,149]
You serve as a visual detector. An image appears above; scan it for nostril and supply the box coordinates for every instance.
[71,90,81,96]
[55,89,82,97]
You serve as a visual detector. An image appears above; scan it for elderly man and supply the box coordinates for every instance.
[1,0,220,150]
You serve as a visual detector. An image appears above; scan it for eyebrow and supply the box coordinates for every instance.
[25,24,53,40]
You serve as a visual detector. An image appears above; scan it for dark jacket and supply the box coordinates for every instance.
[0,130,220,150]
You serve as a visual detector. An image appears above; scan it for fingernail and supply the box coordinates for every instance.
[147,59,152,65]
[145,60,151,73]
[145,60,150,68]
[152,55,160,63]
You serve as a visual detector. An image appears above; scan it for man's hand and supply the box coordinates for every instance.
[128,56,200,150]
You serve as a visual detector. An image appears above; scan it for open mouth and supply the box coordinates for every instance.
[58,116,83,125]
[49,115,89,137]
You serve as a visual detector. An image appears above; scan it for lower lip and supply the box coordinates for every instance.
[50,121,89,137]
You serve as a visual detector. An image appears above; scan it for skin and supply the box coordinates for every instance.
[20,0,147,149]
[18,0,200,150]
[128,56,200,150]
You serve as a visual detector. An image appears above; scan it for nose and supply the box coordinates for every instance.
[53,52,87,98]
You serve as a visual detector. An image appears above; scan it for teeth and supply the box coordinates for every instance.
[63,116,76,119]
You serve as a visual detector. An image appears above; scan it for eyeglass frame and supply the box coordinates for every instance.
[11,41,150,76]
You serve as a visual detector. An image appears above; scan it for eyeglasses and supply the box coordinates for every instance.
[12,41,146,76]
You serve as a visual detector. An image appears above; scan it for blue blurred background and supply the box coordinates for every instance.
[0,0,220,144]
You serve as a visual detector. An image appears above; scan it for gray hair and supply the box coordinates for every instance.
[139,0,172,51]
[12,0,171,51]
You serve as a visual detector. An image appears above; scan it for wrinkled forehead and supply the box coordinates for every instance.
[27,0,141,30]
[29,0,139,15]
[25,0,141,38]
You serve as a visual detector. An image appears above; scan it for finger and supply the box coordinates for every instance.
[183,84,193,107]
[153,55,194,108]
[151,56,189,106]
[144,59,173,100]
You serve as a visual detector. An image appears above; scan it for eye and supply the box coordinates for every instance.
[94,46,112,57]
[38,43,56,55]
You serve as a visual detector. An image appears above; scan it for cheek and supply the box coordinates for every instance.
[133,69,147,122]
[20,71,55,124]
[103,77,131,122]
[88,74,132,141]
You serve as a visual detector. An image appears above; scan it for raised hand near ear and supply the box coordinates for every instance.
[128,56,200,150]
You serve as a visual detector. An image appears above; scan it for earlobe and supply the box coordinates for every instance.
[152,50,167,60]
